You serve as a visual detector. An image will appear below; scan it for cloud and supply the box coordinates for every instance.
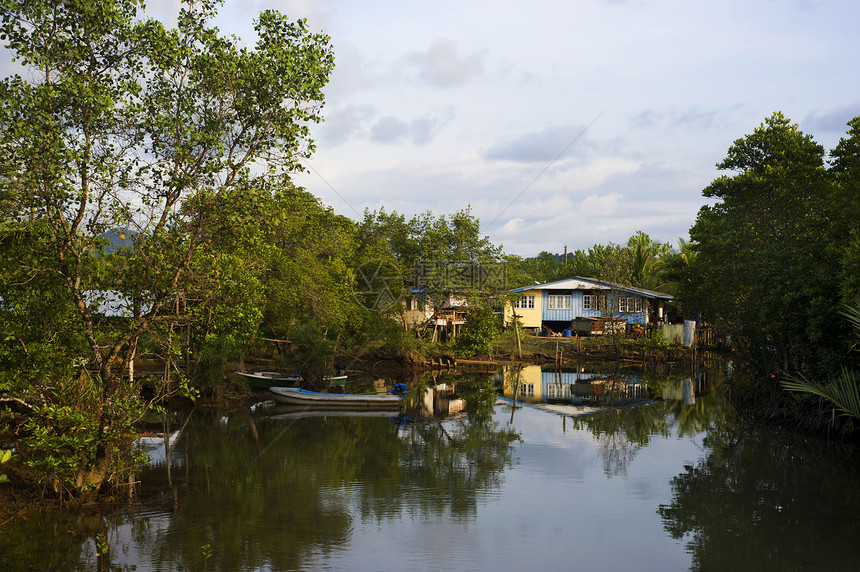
[405,39,484,88]
[481,125,593,163]
[369,116,410,144]
[803,103,860,134]
[673,107,719,130]
[369,107,455,146]
[320,104,377,146]
[580,192,623,216]
[629,106,721,132]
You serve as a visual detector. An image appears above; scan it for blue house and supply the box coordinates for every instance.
[505,276,673,334]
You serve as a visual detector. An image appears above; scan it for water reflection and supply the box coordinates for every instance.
[570,386,725,477]
[1,364,858,571]
[79,381,517,570]
[658,421,860,570]
[499,364,726,407]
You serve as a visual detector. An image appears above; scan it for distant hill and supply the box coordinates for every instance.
[97,229,138,255]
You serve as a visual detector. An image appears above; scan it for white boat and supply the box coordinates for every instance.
[236,371,347,388]
[268,387,403,409]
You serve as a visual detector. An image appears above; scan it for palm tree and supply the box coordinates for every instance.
[625,231,671,289]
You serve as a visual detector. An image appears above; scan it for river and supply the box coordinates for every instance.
[1,363,857,571]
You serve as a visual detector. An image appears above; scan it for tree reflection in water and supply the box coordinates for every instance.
[0,378,517,571]
[657,419,860,571]
[571,383,724,477]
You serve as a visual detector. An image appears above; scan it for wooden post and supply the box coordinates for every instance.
[511,366,521,423]
[512,309,522,360]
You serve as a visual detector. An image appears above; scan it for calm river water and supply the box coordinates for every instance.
[2,363,858,571]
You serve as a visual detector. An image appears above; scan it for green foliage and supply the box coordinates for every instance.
[637,330,676,352]
[454,307,500,357]
[358,206,502,313]
[682,112,859,376]
[359,206,501,270]
[95,533,109,557]
[624,231,672,289]
[22,394,144,494]
[195,335,240,388]
[781,299,860,422]
[781,369,860,422]
[505,232,672,291]
[0,0,333,494]
[282,321,334,390]
[0,448,11,484]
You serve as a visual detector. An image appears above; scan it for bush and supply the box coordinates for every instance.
[454,308,501,357]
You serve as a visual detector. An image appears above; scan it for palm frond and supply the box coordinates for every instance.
[839,299,860,348]
[781,368,860,421]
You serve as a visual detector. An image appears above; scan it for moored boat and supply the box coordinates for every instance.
[236,371,347,388]
[268,386,403,409]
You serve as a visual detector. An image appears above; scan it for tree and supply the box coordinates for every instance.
[0,0,334,493]
[356,206,503,329]
[623,231,672,290]
[683,112,853,375]
[454,307,500,357]
[829,117,860,303]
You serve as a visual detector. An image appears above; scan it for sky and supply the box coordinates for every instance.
[10,0,860,256]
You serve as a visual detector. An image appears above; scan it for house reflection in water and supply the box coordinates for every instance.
[500,365,649,405]
[421,383,465,417]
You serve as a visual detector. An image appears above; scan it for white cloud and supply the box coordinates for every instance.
[367,107,456,146]
[404,39,485,88]
[581,193,623,216]
[802,103,860,135]
[482,125,595,164]
[320,104,377,146]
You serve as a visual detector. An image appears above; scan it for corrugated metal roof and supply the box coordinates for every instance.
[511,276,673,300]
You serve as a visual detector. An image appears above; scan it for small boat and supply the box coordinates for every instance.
[236,371,347,388]
[268,386,403,409]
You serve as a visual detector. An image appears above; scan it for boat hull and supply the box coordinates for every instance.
[268,387,402,409]
[237,371,347,388]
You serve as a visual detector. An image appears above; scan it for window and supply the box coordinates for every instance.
[514,295,535,309]
[616,297,643,313]
[547,384,571,399]
[582,294,595,311]
[547,294,571,310]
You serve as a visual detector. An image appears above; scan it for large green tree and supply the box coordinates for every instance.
[683,112,858,375]
[828,117,860,301]
[0,0,333,493]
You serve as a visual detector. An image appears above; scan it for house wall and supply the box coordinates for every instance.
[539,290,649,326]
[507,365,542,402]
[505,289,543,329]
[509,287,659,329]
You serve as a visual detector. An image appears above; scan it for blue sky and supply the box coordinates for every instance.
[15,0,860,256]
